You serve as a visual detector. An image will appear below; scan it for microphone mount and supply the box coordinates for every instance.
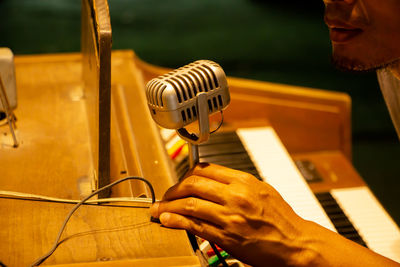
[176,92,210,168]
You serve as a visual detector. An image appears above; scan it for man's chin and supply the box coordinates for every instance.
[331,56,378,73]
[332,55,400,73]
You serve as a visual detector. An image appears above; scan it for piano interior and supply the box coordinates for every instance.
[0,0,399,266]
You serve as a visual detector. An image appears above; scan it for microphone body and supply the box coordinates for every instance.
[146,60,230,129]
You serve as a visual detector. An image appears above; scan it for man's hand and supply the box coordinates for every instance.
[150,163,400,266]
[150,163,317,266]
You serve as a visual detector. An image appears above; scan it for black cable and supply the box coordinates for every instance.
[210,242,229,267]
[210,110,224,134]
[31,176,155,266]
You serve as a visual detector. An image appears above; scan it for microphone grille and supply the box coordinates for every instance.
[146,60,225,107]
[146,60,230,129]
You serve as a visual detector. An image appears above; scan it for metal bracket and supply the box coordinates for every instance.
[176,92,210,168]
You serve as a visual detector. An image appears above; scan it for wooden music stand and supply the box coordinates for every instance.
[81,0,112,198]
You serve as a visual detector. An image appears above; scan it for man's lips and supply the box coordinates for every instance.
[325,19,363,43]
[329,27,363,43]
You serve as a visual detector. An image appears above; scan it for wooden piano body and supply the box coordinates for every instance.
[0,50,369,266]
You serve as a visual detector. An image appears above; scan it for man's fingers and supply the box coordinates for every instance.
[187,163,256,184]
[162,175,226,204]
[150,197,228,227]
[158,212,224,244]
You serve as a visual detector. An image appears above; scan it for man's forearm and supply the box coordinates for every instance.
[298,220,400,267]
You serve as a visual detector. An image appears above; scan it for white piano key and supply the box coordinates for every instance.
[331,187,400,262]
[237,127,336,232]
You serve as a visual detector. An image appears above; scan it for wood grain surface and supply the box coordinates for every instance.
[0,54,93,200]
[0,51,198,266]
[0,199,195,266]
[109,52,178,200]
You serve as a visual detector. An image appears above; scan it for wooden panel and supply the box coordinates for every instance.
[224,86,350,158]
[0,55,93,199]
[81,0,112,197]
[134,55,352,160]
[109,51,178,199]
[291,151,365,193]
[0,199,197,266]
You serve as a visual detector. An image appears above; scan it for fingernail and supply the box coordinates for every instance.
[150,202,159,218]
[160,212,170,224]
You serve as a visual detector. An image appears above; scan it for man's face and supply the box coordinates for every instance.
[323,0,400,71]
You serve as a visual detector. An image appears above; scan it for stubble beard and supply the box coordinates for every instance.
[331,50,400,73]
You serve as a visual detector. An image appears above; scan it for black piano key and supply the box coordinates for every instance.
[214,162,257,170]
[327,213,348,221]
[199,131,262,179]
[198,143,247,157]
[318,199,338,206]
[331,217,353,228]
[315,192,368,248]
[200,132,242,145]
[199,132,247,157]
[342,232,362,239]
[336,226,358,235]
[200,139,243,148]
[236,169,260,177]
[199,153,253,165]
[351,237,368,247]
[323,205,345,215]
[315,192,335,202]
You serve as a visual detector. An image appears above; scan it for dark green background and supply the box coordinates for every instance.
[1,0,399,224]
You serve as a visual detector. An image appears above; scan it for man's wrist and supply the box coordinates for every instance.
[287,219,327,267]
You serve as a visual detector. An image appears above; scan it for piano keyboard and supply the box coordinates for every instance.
[331,187,400,262]
[198,131,262,180]
[315,192,367,247]
[188,127,400,262]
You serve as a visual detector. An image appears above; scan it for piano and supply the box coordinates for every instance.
[196,129,400,261]
[0,0,399,266]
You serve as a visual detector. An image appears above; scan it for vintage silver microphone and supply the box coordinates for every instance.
[145,60,230,169]
[146,60,231,267]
